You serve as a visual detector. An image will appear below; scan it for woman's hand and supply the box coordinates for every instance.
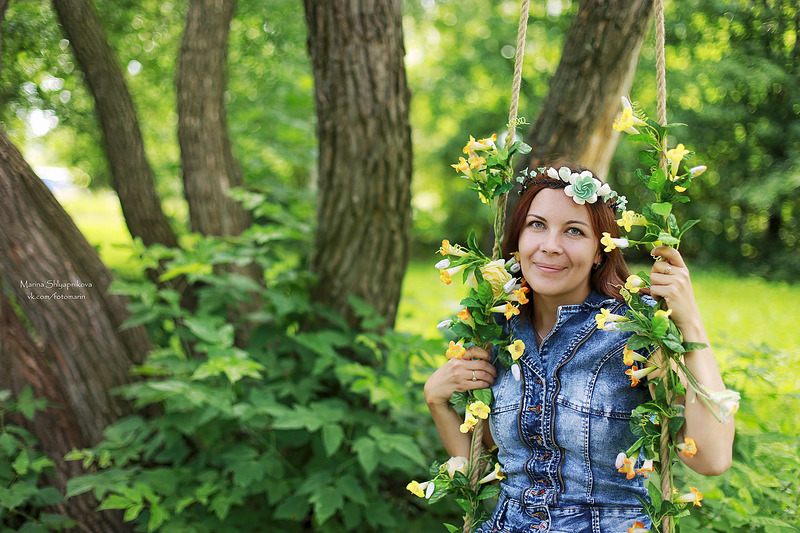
[424,345,496,409]
[648,245,704,339]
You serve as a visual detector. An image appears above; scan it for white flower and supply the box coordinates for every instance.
[546,167,559,180]
[436,319,452,329]
[511,363,521,381]
[434,258,451,269]
[445,456,469,478]
[690,165,707,178]
[503,277,518,294]
[615,452,627,469]
[558,166,572,182]
[708,389,740,423]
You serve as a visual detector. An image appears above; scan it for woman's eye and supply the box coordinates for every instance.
[528,220,544,228]
[566,227,584,236]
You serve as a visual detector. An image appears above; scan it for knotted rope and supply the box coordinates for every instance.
[654,1,673,532]
[465,3,531,532]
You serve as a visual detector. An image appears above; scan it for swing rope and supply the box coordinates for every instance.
[654,1,673,532]
[464,3,531,532]
[468,1,672,531]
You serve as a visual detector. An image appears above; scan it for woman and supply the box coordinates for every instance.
[424,164,735,532]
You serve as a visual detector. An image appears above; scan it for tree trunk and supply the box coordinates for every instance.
[51,0,178,249]
[303,0,413,328]
[518,0,654,180]
[0,292,131,532]
[0,126,150,455]
[176,0,251,237]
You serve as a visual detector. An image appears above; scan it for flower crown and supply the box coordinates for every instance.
[518,166,627,212]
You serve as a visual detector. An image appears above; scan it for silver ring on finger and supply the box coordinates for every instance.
[471,371,477,382]
[665,265,672,275]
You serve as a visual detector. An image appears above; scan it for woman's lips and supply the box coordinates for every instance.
[535,262,566,273]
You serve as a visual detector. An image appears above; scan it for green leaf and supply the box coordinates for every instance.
[183,317,234,346]
[274,494,310,521]
[352,437,378,474]
[683,341,708,352]
[444,524,460,533]
[657,232,680,246]
[473,387,493,406]
[648,168,667,192]
[650,202,673,218]
[12,449,30,475]
[0,432,19,455]
[455,498,472,513]
[479,484,501,500]
[147,502,169,532]
[626,334,653,351]
[310,486,344,525]
[321,423,344,457]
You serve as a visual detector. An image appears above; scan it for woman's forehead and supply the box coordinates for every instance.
[527,188,592,222]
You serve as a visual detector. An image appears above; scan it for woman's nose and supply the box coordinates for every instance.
[539,231,562,254]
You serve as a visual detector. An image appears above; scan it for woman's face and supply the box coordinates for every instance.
[518,188,602,306]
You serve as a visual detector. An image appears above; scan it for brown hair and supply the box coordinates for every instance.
[503,162,629,301]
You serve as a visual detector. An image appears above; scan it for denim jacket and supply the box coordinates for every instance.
[478,290,652,533]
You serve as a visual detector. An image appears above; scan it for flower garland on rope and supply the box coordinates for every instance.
[407,100,740,533]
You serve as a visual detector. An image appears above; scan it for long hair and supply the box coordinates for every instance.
[503,162,629,301]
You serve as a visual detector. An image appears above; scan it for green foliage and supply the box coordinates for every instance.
[0,388,75,531]
[615,0,800,278]
[60,195,452,532]
[677,344,800,532]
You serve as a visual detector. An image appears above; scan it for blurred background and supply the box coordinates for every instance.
[1,0,798,531]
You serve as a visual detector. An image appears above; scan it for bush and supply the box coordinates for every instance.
[61,196,457,532]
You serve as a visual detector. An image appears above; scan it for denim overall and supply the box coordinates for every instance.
[478,291,652,533]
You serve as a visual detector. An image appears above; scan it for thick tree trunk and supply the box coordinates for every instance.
[176,0,251,237]
[0,293,131,532]
[303,0,413,328]
[518,0,654,180]
[0,129,150,449]
[51,0,178,249]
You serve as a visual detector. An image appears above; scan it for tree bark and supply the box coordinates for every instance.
[176,0,251,237]
[518,0,654,180]
[0,129,151,446]
[303,0,413,328]
[0,292,131,533]
[51,0,178,249]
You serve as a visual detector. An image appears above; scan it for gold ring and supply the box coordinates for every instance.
[471,371,477,382]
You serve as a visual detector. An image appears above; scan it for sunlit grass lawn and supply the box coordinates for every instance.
[58,190,140,279]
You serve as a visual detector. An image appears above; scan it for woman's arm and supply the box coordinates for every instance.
[424,346,497,458]
[649,245,735,476]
